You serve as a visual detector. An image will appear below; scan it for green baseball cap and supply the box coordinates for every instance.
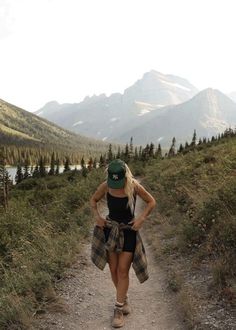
[107,159,126,189]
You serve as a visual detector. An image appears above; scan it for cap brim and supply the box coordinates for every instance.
[107,177,126,189]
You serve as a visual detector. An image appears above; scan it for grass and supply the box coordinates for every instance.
[1,136,236,328]
[0,167,105,329]
[142,137,236,326]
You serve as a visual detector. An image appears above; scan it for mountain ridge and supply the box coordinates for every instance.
[0,98,109,164]
[118,88,236,145]
[35,70,199,144]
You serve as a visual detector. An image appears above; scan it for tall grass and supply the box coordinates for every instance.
[143,138,236,295]
[0,168,104,329]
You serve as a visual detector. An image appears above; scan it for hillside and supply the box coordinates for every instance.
[0,167,105,329]
[35,70,198,143]
[143,134,236,328]
[0,98,109,164]
[0,132,235,329]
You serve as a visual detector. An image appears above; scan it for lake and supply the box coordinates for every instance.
[6,165,81,183]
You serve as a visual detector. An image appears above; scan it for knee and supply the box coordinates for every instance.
[117,266,129,279]
[110,266,118,277]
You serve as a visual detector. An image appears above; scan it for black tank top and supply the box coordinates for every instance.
[107,192,136,224]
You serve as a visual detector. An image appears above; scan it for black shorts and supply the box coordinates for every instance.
[103,226,137,253]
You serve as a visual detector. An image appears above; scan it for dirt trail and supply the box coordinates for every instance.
[33,198,185,330]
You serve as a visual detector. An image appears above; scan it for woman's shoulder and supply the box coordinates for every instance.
[98,181,108,192]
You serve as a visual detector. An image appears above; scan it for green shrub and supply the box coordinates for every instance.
[0,168,101,329]
[15,178,39,190]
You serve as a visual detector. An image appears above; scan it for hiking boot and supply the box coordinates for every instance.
[112,308,124,328]
[122,299,131,315]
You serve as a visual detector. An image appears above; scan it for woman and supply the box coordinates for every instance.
[90,159,156,328]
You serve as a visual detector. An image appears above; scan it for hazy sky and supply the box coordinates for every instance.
[0,0,236,112]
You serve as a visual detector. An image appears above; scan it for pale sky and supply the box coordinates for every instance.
[0,0,236,112]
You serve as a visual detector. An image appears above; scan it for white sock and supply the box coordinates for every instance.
[115,301,124,310]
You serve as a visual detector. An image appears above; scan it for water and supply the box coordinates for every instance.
[6,165,81,184]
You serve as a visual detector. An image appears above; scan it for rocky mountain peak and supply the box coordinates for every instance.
[122,70,198,106]
[191,88,235,106]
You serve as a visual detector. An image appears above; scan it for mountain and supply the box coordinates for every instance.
[0,98,108,162]
[118,88,236,146]
[122,70,198,106]
[228,91,236,103]
[35,70,198,142]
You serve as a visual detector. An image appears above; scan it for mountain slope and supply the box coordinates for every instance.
[0,98,108,158]
[118,88,236,146]
[228,91,236,103]
[35,70,198,141]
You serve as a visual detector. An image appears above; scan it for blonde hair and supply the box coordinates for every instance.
[124,164,138,212]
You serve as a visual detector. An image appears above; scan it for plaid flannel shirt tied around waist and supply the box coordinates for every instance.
[91,219,149,283]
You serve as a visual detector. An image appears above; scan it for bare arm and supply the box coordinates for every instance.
[90,181,108,228]
[129,182,156,230]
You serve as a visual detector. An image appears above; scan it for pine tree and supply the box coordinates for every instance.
[141,144,149,162]
[4,171,12,203]
[39,156,47,177]
[107,144,113,162]
[23,161,30,180]
[0,148,10,211]
[124,143,130,163]
[138,146,143,160]
[81,157,88,177]
[191,129,197,148]
[81,157,85,170]
[155,143,162,158]
[87,157,93,171]
[48,152,55,175]
[134,147,139,160]
[178,143,184,153]
[99,154,106,168]
[15,164,24,184]
[149,142,155,158]
[63,156,71,172]
[55,158,60,175]
[168,137,176,157]
[198,138,202,145]
[129,137,134,159]
[32,164,40,178]
[116,146,121,159]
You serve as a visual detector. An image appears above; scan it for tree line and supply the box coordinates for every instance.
[1,127,236,211]
[168,127,236,156]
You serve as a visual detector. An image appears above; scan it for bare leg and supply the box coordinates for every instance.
[107,252,118,287]
[116,252,133,303]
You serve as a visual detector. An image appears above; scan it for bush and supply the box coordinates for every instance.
[0,168,102,329]
[15,178,39,190]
